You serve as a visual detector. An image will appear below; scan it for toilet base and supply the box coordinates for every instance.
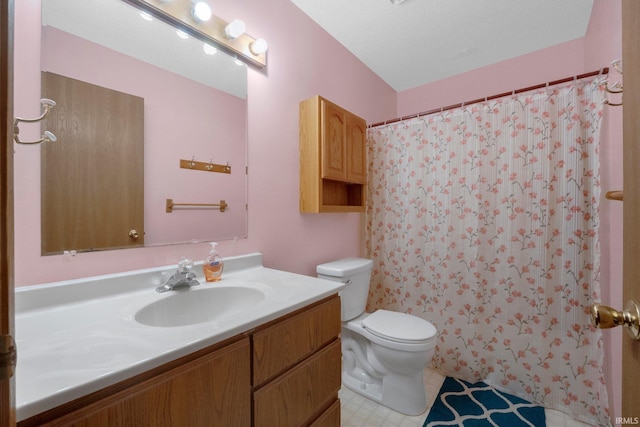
[342,369,428,416]
[342,369,383,404]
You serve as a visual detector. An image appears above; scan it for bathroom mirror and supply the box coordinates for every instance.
[39,0,248,252]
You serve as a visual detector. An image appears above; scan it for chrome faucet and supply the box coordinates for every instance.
[156,258,200,293]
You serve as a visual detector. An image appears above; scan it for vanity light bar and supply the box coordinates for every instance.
[122,0,267,69]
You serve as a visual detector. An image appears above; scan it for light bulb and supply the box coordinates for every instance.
[225,19,246,39]
[250,38,268,55]
[192,2,212,22]
[203,43,217,55]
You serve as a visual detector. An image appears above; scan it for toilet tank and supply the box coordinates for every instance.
[317,258,373,321]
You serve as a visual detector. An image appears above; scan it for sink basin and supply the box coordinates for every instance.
[135,286,266,327]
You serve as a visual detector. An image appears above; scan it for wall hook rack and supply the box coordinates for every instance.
[611,59,623,75]
[13,98,58,145]
[604,59,623,107]
[179,158,231,174]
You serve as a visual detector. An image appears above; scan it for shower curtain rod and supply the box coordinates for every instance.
[368,67,609,128]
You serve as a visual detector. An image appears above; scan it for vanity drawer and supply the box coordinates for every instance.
[309,399,341,427]
[252,295,341,386]
[253,339,341,427]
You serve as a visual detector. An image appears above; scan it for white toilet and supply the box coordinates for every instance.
[317,258,437,416]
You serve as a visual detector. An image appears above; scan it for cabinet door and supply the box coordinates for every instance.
[40,339,251,427]
[347,115,367,184]
[321,100,348,182]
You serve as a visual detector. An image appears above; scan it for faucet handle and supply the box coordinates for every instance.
[177,257,194,273]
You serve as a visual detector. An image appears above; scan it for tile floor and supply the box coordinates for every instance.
[339,368,594,427]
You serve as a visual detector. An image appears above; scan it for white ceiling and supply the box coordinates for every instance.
[290,0,595,92]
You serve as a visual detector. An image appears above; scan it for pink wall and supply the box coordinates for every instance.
[13,0,396,286]
[396,0,623,422]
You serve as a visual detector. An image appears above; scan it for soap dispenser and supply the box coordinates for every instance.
[203,242,223,282]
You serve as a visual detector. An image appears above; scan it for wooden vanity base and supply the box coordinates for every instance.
[19,295,341,427]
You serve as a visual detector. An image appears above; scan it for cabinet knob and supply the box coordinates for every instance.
[129,229,140,240]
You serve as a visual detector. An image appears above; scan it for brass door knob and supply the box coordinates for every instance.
[129,229,139,239]
[590,301,640,340]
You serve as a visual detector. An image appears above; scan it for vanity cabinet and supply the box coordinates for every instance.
[20,338,251,427]
[300,95,367,213]
[252,295,342,426]
[18,295,341,427]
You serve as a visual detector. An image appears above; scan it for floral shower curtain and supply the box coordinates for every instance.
[366,76,610,426]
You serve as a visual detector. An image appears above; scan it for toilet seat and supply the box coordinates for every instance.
[362,310,437,344]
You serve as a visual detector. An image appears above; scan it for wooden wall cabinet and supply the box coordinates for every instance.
[300,95,367,213]
[19,295,342,427]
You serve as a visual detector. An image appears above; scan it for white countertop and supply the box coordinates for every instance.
[15,253,344,421]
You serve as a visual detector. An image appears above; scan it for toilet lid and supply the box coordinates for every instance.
[362,310,437,343]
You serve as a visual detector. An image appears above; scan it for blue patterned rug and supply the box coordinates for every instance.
[423,377,546,427]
